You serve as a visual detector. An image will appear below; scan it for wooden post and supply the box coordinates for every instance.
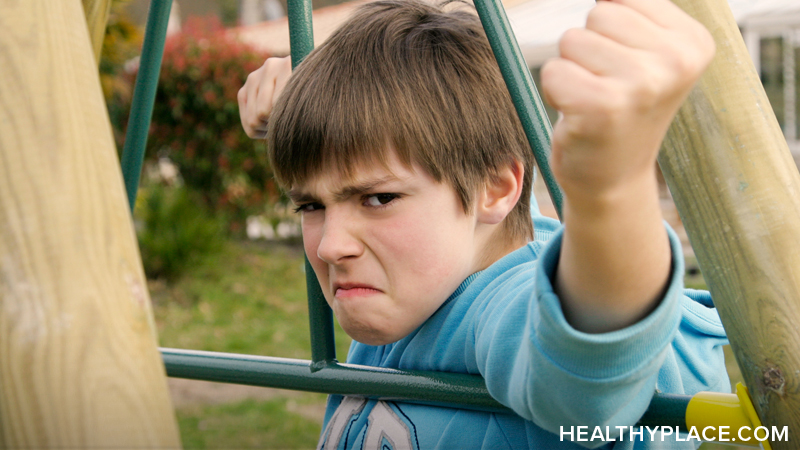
[82,0,112,63]
[660,0,800,446]
[0,1,181,448]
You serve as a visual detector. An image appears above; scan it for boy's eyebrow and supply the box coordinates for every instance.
[287,190,318,204]
[334,176,398,201]
[288,175,399,204]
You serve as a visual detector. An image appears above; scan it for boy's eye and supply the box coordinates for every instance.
[293,202,324,213]
[363,193,398,207]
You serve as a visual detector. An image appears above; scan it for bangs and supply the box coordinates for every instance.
[268,56,423,189]
[267,0,486,196]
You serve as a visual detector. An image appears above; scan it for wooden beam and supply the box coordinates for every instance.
[0,1,181,447]
[82,0,112,63]
[660,0,800,446]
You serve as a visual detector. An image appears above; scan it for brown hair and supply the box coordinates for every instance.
[268,0,534,241]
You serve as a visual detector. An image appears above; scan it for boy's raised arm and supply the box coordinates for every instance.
[540,0,714,333]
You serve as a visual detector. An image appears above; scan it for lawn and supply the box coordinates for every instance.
[151,240,748,449]
[151,239,350,449]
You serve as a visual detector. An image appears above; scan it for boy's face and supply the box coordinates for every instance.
[289,150,482,345]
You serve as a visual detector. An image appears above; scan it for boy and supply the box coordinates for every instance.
[238,0,730,447]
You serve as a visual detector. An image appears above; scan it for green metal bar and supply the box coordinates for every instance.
[160,348,686,427]
[162,348,507,412]
[287,0,315,68]
[119,0,173,211]
[638,393,688,429]
[305,258,337,368]
[472,0,563,219]
[286,0,337,366]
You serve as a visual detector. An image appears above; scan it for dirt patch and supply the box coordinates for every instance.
[168,378,327,423]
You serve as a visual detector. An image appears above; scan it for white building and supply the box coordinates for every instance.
[733,0,800,151]
[508,0,800,152]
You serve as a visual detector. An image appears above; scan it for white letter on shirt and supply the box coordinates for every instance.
[363,401,414,450]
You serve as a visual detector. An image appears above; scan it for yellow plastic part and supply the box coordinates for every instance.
[685,383,772,449]
[736,383,773,450]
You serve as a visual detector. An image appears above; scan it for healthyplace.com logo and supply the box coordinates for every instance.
[560,425,789,443]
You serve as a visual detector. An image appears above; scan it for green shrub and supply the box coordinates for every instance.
[139,16,277,234]
[136,184,224,281]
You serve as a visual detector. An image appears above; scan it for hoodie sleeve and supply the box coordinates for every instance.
[473,223,727,448]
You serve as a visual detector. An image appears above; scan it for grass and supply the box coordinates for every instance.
[151,240,749,449]
[151,239,351,359]
[151,239,350,449]
[177,396,325,449]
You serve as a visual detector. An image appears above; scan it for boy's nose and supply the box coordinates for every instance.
[316,213,363,265]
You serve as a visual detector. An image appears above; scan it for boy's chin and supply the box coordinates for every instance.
[345,324,408,346]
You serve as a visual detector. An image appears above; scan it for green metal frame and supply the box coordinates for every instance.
[286,0,341,371]
[120,0,173,211]
[473,0,563,218]
[162,347,688,427]
[122,0,689,431]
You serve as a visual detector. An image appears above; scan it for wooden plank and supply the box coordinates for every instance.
[82,0,112,63]
[0,0,181,447]
[661,0,800,446]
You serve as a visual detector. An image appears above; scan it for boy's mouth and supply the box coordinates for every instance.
[333,283,382,298]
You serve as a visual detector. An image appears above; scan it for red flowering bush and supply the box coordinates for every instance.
[143,16,277,233]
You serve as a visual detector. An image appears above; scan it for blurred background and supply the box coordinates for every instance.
[101,0,798,447]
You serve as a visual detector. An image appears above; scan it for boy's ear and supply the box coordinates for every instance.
[476,160,524,225]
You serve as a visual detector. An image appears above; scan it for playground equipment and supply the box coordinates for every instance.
[0,0,797,448]
[659,0,800,442]
[0,0,180,447]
